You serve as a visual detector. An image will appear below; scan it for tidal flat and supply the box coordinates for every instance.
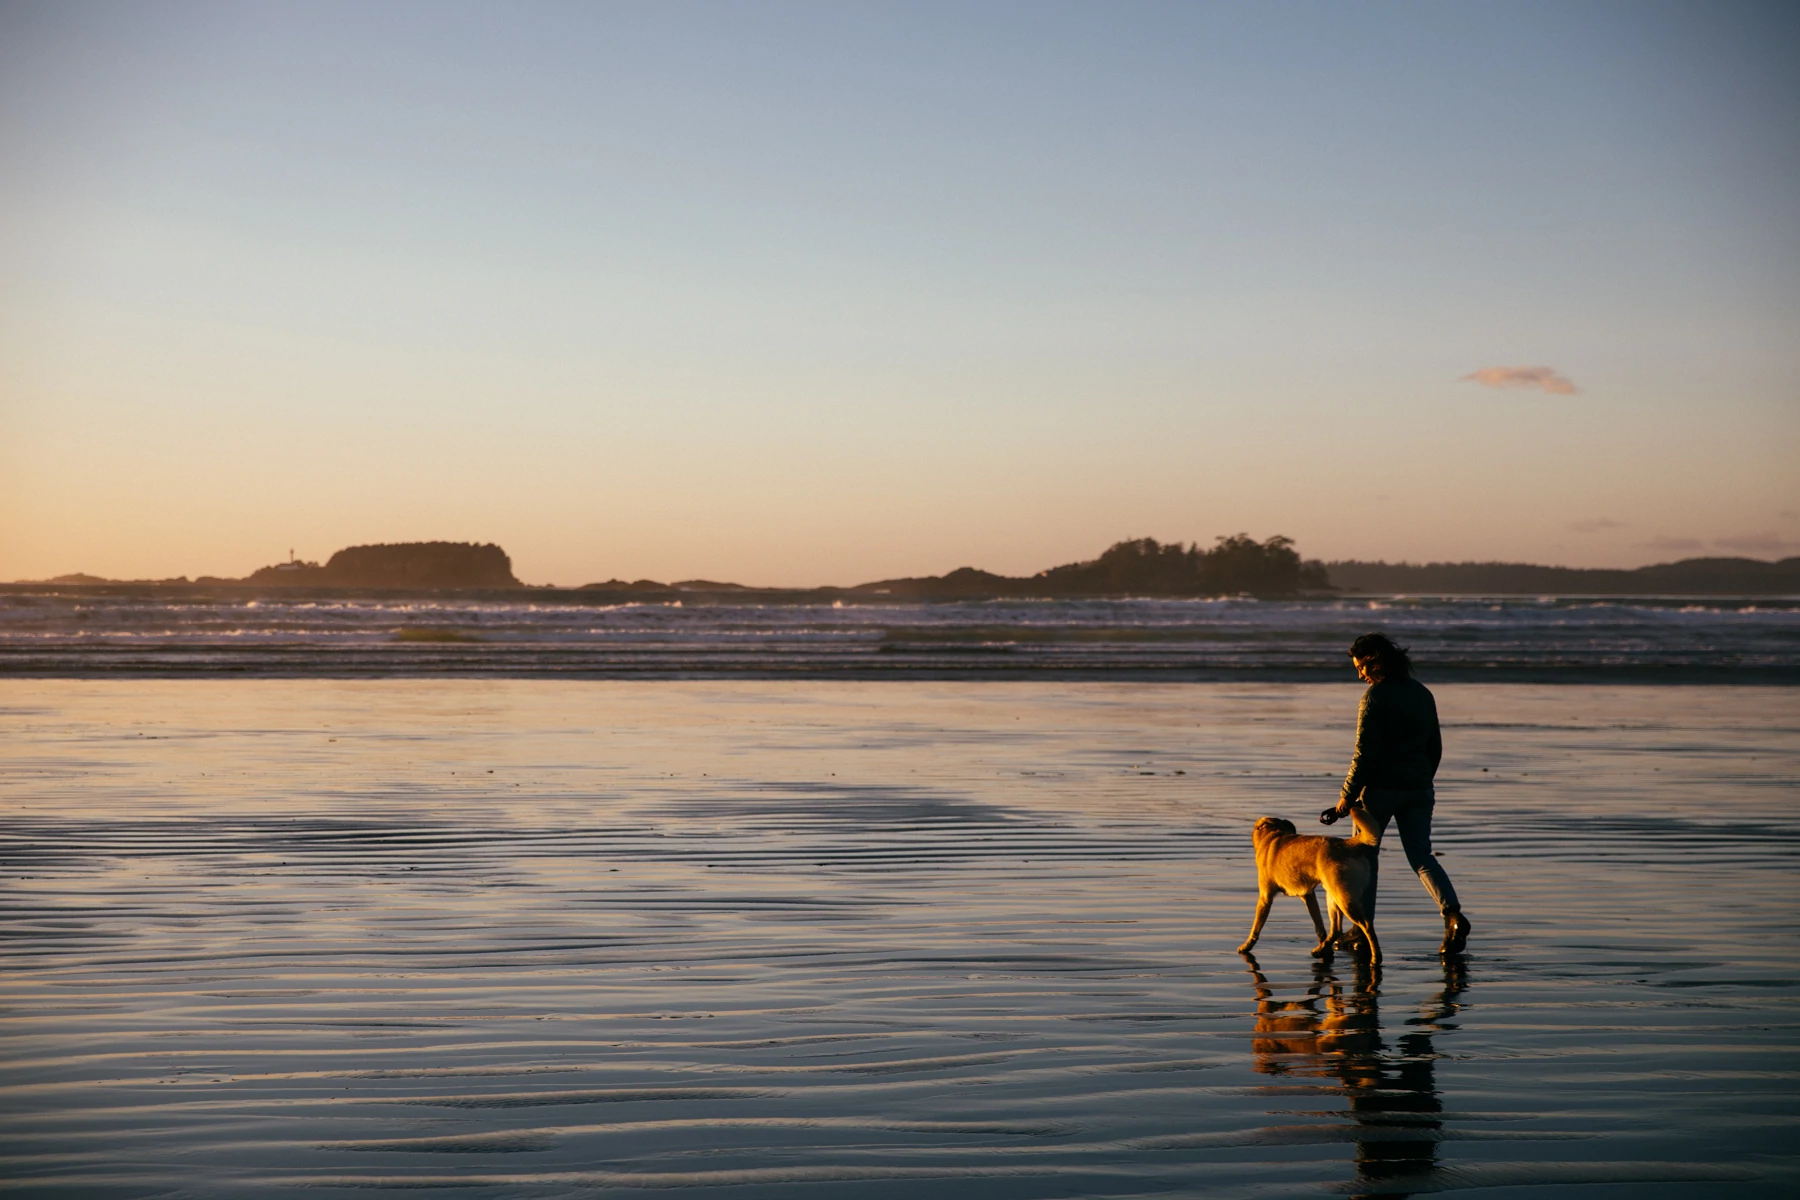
[2,681,1796,1197]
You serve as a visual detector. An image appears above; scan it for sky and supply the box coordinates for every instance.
[3,1,1797,586]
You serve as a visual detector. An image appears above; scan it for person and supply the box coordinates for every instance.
[1325,633,1471,955]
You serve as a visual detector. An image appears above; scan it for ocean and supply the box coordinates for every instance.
[2,589,1797,680]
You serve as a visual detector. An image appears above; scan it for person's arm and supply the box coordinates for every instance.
[1338,687,1380,813]
[1427,698,1442,777]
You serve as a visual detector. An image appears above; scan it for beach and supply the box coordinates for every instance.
[3,680,1797,1196]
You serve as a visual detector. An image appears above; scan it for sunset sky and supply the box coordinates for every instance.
[3,1,1796,586]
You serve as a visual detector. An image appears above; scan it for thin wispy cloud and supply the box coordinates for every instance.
[1640,536,1705,554]
[1462,365,1579,395]
[1714,532,1798,556]
[1567,517,1624,533]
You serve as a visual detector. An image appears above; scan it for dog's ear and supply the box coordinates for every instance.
[1261,816,1296,836]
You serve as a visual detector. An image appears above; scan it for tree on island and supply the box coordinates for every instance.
[856,534,1330,598]
[1036,534,1328,596]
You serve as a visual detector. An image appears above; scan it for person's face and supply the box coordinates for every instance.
[1352,655,1376,683]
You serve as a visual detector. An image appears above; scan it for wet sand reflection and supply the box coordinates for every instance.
[1243,952,1468,1195]
[4,682,1792,1194]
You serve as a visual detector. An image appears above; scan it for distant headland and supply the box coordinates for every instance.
[31,542,520,590]
[1324,556,1800,596]
[16,536,1800,597]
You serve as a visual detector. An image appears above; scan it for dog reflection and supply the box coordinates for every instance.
[1243,952,1467,1193]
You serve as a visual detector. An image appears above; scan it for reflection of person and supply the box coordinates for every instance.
[1243,950,1468,1191]
[1328,633,1471,955]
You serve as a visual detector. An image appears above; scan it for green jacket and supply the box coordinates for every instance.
[1341,675,1442,802]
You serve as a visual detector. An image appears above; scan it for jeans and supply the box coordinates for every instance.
[1351,786,1461,917]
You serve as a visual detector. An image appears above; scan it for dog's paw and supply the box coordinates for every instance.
[1309,942,1334,958]
[1236,942,1256,954]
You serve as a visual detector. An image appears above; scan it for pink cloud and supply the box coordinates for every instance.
[1462,365,1579,395]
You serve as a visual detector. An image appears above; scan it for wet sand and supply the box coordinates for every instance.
[2,681,1797,1197]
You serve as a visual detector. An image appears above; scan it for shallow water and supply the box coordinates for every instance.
[2,681,1797,1197]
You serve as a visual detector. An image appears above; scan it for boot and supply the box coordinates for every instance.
[1440,911,1471,956]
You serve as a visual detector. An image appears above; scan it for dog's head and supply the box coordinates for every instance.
[1252,815,1297,845]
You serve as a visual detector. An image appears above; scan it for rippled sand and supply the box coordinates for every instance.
[3,681,1797,1197]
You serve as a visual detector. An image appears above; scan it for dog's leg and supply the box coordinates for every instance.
[1338,893,1381,967]
[1238,887,1276,954]
[1304,890,1333,957]
[1303,889,1329,941]
[1332,903,1367,953]
[1329,901,1356,952]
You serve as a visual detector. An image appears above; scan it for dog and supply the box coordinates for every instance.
[1237,816,1381,965]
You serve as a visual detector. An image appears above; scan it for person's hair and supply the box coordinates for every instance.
[1349,632,1412,680]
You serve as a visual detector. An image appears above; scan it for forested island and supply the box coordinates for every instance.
[851,535,1327,598]
[241,542,519,588]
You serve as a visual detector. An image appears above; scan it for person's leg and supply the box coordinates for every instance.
[1390,795,1457,912]
[1392,793,1470,953]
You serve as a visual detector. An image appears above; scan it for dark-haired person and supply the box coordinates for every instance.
[1326,633,1471,955]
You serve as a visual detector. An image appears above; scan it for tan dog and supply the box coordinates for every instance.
[1237,816,1381,965]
